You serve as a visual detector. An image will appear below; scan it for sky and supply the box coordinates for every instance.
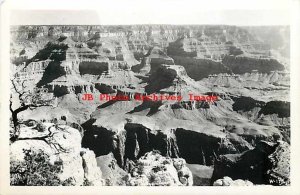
[4,0,291,26]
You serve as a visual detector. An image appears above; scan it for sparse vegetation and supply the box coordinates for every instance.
[82,178,93,186]
[9,78,53,142]
[136,162,145,175]
[10,149,62,186]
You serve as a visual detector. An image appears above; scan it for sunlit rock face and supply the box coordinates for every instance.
[125,151,193,186]
[10,25,290,186]
[213,176,254,186]
[81,148,104,186]
[10,123,104,186]
[132,47,174,75]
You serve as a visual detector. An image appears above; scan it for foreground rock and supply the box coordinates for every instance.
[125,151,193,186]
[96,153,127,186]
[211,141,290,185]
[213,176,253,186]
[186,164,214,186]
[10,123,104,186]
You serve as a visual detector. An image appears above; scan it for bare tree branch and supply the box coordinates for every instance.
[10,74,54,142]
[16,125,69,153]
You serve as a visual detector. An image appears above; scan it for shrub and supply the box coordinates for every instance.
[105,178,113,186]
[82,178,93,186]
[162,159,171,165]
[152,165,165,173]
[136,162,144,175]
[62,177,76,186]
[149,173,156,183]
[34,122,47,132]
[10,149,62,186]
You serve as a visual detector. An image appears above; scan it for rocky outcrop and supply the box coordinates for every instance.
[222,55,285,74]
[81,89,283,169]
[125,151,193,186]
[96,152,127,186]
[10,123,104,186]
[232,96,265,112]
[132,47,174,75]
[266,141,290,185]
[231,97,290,132]
[211,141,290,185]
[259,101,290,118]
[167,36,232,61]
[79,61,109,75]
[185,164,214,186]
[82,116,257,169]
[81,149,104,186]
[170,56,230,81]
[213,176,253,186]
[131,56,151,74]
[145,65,179,93]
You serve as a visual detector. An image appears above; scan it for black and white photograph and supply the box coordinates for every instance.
[1,0,300,194]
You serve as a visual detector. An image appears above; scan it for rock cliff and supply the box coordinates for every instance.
[10,123,104,186]
[125,151,193,186]
[211,141,290,185]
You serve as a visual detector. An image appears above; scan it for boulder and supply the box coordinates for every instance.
[213,176,254,186]
[10,123,104,186]
[126,151,193,186]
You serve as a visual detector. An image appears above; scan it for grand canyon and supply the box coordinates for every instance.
[9,25,290,186]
